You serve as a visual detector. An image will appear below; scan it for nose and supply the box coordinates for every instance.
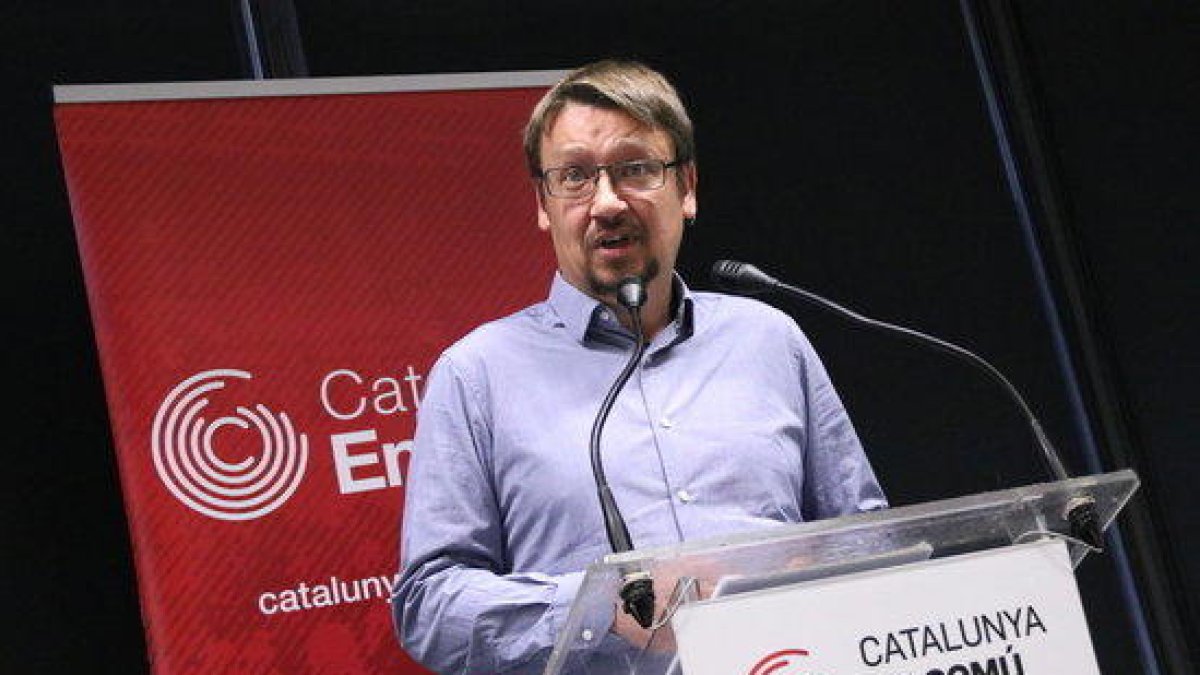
[589,171,628,220]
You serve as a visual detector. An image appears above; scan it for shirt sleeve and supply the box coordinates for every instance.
[392,354,613,674]
[790,325,889,519]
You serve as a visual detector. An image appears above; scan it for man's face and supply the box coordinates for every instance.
[536,103,696,301]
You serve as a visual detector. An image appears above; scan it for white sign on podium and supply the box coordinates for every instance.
[672,539,1099,675]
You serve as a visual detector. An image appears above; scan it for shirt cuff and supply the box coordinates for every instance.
[550,571,617,654]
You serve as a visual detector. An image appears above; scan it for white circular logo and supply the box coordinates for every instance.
[151,369,309,521]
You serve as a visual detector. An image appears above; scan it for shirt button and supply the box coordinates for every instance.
[581,629,595,642]
[677,489,695,503]
[599,311,612,323]
[660,417,673,429]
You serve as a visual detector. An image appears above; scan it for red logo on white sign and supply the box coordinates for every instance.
[748,648,813,675]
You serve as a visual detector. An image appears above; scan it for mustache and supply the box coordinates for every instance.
[589,218,642,246]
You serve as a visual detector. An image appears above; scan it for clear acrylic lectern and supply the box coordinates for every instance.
[544,469,1139,674]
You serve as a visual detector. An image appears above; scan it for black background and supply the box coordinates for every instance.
[2,1,1196,672]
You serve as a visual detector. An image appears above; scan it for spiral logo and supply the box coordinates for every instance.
[748,649,813,675]
[151,369,309,521]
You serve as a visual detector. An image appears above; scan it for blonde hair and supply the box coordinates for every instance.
[523,60,695,176]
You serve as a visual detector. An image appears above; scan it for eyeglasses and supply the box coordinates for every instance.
[536,158,682,199]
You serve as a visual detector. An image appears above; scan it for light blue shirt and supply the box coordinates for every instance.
[394,273,886,673]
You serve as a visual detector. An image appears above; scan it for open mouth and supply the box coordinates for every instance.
[597,233,634,250]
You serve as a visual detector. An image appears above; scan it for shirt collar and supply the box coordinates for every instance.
[546,271,695,346]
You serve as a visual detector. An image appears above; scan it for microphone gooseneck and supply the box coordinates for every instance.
[711,259,1102,550]
[590,277,656,628]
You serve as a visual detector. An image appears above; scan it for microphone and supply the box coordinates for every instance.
[589,277,656,628]
[711,259,1102,549]
[617,276,648,310]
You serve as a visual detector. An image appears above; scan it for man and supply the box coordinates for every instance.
[393,60,885,673]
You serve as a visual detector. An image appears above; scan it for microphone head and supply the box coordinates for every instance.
[711,260,778,294]
[617,277,647,309]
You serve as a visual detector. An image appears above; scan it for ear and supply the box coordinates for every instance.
[534,183,552,232]
[680,163,698,220]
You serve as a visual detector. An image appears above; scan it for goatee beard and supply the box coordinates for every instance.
[588,259,660,298]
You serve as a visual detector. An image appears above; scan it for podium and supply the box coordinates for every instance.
[544,469,1138,674]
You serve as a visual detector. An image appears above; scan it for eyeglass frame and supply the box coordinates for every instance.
[533,158,684,199]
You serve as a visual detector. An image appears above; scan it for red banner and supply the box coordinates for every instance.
[55,75,558,673]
